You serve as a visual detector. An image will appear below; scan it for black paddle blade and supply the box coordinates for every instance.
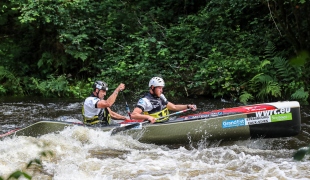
[110,123,140,136]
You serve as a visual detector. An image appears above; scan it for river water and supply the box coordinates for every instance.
[0,96,310,180]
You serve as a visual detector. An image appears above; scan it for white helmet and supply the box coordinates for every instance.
[149,77,165,87]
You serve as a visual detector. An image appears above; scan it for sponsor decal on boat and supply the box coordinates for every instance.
[210,112,219,117]
[271,113,292,122]
[245,116,270,125]
[222,119,245,128]
[182,114,210,120]
[222,107,293,128]
[255,107,291,117]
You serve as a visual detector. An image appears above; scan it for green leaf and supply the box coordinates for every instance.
[293,146,310,161]
[149,37,156,43]
[289,51,309,66]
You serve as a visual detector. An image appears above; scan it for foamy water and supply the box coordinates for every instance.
[1,98,310,179]
[1,125,309,180]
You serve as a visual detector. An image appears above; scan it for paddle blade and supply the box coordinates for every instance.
[110,123,140,136]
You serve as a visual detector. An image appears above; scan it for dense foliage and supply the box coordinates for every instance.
[0,0,309,104]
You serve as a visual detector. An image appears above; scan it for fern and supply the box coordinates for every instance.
[291,87,309,105]
[0,85,6,95]
[258,60,271,71]
[264,41,277,59]
[0,66,14,80]
[30,75,69,97]
[254,74,274,85]
[0,66,23,95]
[239,91,254,104]
[247,73,273,93]
[30,77,46,96]
[273,56,295,82]
[247,73,281,101]
[241,41,304,102]
[257,80,281,100]
[246,73,262,92]
[48,75,69,97]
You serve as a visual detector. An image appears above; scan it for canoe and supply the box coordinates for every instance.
[1,101,301,144]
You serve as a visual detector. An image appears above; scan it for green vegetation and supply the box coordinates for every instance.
[294,145,310,161]
[0,151,53,180]
[0,0,309,104]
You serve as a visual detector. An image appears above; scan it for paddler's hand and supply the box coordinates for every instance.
[147,116,156,124]
[187,104,197,111]
[117,83,125,92]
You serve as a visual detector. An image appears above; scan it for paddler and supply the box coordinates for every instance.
[82,81,127,126]
[131,77,197,123]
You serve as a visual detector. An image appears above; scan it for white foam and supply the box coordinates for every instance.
[1,127,310,180]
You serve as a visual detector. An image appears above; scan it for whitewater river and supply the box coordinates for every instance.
[0,96,310,180]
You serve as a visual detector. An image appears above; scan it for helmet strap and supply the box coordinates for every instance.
[150,86,155,94]
[95,89,100,98]
[150,86,160,97]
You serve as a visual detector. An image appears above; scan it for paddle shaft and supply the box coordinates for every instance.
[155,108,191,121]
[121,91,132,120]
[110,108,192,135]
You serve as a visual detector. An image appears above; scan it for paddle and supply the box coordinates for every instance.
[121,91,132,120]
[110,108,192,135]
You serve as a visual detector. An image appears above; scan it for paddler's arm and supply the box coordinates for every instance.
[131,107,156,123]
[167,102,197,111]
[96,83,125,108]
[105,83,125,107]
[107,107,127,120]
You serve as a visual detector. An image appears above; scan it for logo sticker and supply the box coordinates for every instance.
[222,118,245,128]
[222,108,293,128]
[271,113,292,122]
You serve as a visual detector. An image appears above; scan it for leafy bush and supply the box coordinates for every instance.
[239,42,308,104]
[0,0,309,103]
[0,66,23,96]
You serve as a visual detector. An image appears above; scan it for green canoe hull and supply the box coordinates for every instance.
[2,101,301,144]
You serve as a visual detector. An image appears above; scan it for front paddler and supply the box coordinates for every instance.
[131,77,197,123]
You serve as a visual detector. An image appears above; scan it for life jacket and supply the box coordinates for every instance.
[142,93,170,122]
[82,98,111,125]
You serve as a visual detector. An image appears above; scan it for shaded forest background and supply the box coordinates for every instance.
[0,0,309,104]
